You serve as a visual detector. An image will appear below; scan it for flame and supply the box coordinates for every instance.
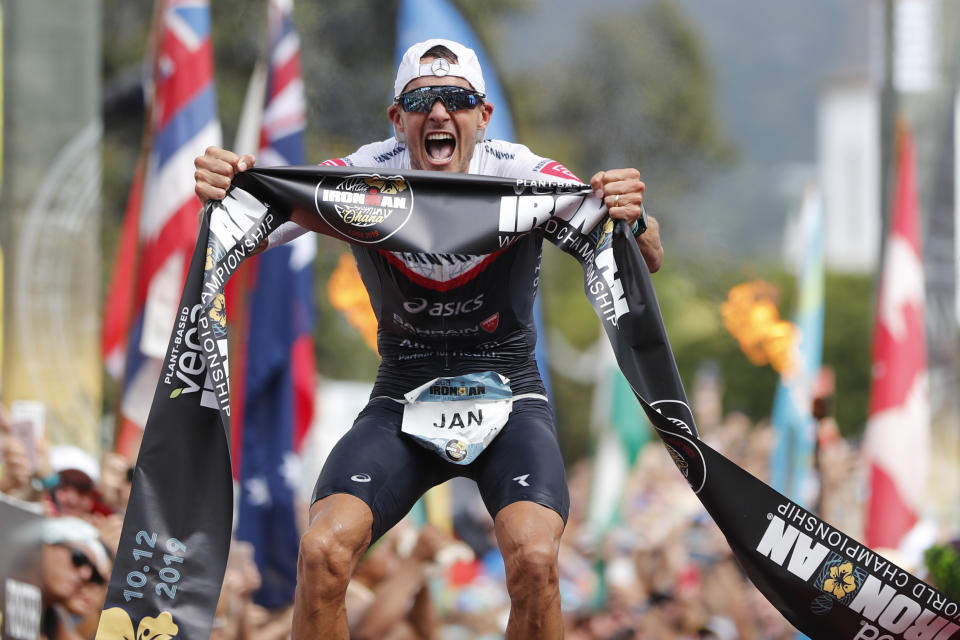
[327,253,379,353]
[720,281,797,374]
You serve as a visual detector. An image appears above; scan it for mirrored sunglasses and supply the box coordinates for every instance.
[395,85,485,113]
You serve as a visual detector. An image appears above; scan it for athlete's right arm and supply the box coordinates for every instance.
[193,146,256,204]
[194,146,310,252]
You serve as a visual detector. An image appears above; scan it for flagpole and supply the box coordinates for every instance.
[878,0,898,256]
[110,0,164,454]
[226,12,269,475]
[922,0,960,534]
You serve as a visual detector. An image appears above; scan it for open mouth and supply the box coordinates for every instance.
[424,132,456,164]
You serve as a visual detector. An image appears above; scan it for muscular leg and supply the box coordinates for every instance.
[298,397,453,638]
[292,493,373,640]
[494,500,565,640]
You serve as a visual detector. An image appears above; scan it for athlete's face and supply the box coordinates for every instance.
[388,63,494,173]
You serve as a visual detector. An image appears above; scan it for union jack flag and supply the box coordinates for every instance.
[104,0,221,454]
[256,0,307,168]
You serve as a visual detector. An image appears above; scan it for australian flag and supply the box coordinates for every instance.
[232,0,316,609]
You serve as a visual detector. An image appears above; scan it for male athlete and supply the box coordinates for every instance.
[195,38,662,640]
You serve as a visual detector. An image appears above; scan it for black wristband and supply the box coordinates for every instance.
[632,205,648,237]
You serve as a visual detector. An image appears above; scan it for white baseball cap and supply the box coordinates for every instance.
[50,445,100,485]
[394,38,486,98]
[41,517,109,566]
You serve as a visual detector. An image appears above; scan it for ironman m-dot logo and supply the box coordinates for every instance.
[315,174,414,244]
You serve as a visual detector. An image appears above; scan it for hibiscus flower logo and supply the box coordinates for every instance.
[593,217,615,250]
[97,607,179,639]
[208,293,227,330]
[822,561,858,599]
[205,242,225,274]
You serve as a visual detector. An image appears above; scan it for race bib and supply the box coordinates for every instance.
[400,372,513,465]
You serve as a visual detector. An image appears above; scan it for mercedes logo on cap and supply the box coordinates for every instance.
[430,58,451,76]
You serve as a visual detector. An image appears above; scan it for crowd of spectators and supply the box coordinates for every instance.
[0,402,129,639]
[0,394,953,640]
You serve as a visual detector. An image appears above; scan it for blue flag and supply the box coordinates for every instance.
[233,0,316,609]
[769,186,824,508]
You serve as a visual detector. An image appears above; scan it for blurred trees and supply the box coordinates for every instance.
[511,1,873,459]
[660,266,872,440]
[525,1,737,461]
[544,252,872,463]
[510,0,734,204]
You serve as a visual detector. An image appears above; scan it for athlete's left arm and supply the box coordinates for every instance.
[489,143,663,272]
[590,168,663,273]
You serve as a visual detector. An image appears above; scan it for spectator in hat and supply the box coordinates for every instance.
[48,445,102,519]
[39,517,111,640]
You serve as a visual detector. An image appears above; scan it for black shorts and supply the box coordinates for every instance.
[312,397,570,543]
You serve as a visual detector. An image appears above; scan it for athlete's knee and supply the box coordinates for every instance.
[298,499,372,599]
[503,538,559,598]
[495,502,563,604]
[298,528,356,598]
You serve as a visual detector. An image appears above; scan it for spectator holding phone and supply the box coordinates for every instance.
[0,427,33,498]
[0,400,56,503]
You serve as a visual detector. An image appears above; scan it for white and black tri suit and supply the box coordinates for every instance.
[301,138,581,541]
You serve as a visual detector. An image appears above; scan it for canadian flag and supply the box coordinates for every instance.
[864,124,930,550]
